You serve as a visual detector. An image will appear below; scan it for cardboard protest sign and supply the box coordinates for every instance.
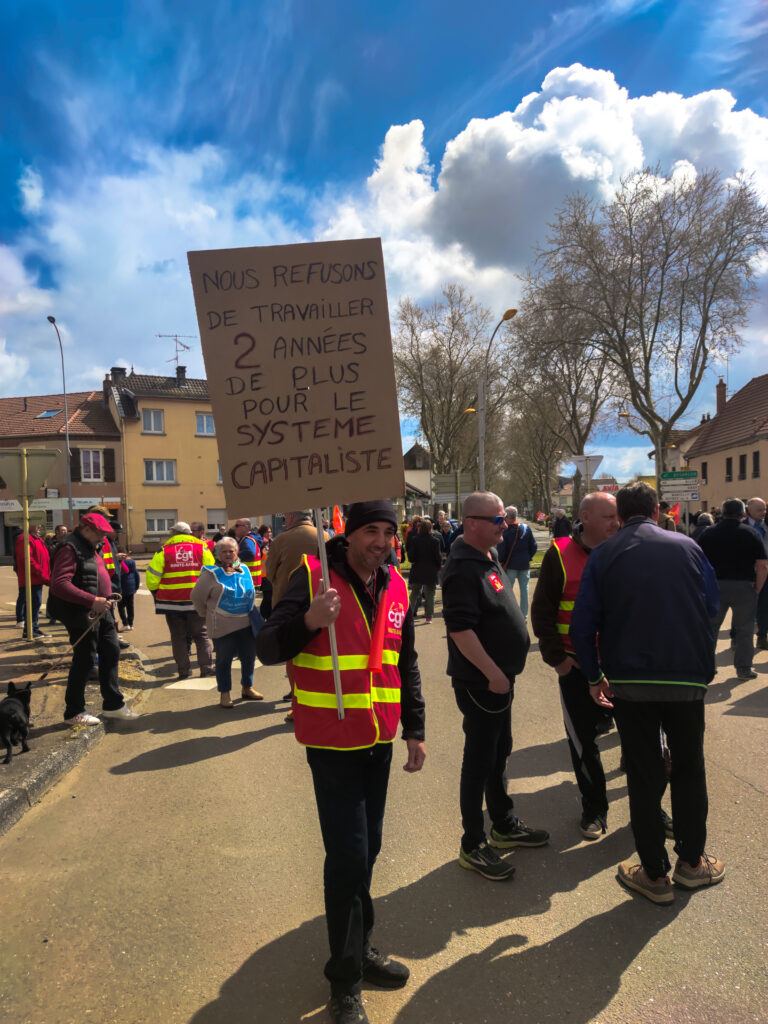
[187,238,405,516]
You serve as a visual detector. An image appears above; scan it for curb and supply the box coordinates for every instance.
[0,643,148,837]
[0,718,106,836]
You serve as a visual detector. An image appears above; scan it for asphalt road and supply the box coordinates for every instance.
[1,578,767,1024]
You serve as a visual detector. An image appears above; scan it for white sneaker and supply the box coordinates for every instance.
[101,705,139,720]
[65,712,101,726]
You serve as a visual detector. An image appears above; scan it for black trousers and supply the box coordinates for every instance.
[118,593,135,627]
[307,744,392,997]
[63,610,124,719]
[454,686,516,851]
[612,697,707,879]
[558,667,609,823]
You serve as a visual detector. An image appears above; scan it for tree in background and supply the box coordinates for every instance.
[394,284,512,477]
[536,167,768,488]
[508,295,618,508]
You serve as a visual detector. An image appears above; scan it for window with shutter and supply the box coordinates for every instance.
[70,447,81,483]
[104,448,116,483]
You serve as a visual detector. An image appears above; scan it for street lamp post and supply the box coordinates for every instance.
[477,307,516,491]
[46,316,74,527]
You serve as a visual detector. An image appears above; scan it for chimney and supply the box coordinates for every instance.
[716,378,726,415]
[103,372,112,407]
[176,365,187,382]
[23,396,27,412]
[111,366,127,382]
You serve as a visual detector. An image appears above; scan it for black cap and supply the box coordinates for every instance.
[344,500,398,536]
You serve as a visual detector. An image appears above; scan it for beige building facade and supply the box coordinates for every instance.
[684,376,768,511]
[105,366,226,552]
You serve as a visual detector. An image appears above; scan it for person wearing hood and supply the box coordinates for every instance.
[442,491,549,882]
[255,500,426,1024]
[146,520,215,680]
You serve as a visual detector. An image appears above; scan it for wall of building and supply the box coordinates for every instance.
[685,439,768,511]
[118,398,225,551]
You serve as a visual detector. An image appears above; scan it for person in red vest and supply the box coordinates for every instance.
[15,522,51,638]
[190,520,215,552]
[531,492,619,841]
[255,500,426,1024]
[146,520,215,679]
[232,517,263,588]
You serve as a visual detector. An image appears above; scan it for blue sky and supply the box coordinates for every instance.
[2,0,767,481]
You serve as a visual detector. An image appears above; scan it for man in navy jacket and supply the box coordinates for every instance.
[496,505,537,619]
[570,482,724,905]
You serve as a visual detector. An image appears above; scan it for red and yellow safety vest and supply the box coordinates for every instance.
[101,537,116,577]
[553,537,589,654]
[240,533,263,586]
[290,555,408,750]
[153,537,208,606]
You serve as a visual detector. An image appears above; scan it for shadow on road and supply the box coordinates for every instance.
[187,829,654,1024]
[109,703,291,774]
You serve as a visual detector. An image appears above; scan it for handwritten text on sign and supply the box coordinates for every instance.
[187,238,404,515]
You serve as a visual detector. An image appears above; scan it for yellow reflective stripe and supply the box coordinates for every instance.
[559,600,575,610]
[293,650,399,671]
[372,686,400,704]
[294,688,372,709]
[556,624,570,634]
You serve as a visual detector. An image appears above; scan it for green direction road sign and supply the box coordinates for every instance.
[660,470,698,479]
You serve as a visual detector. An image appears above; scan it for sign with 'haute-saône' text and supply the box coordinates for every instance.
[188,238,405,515]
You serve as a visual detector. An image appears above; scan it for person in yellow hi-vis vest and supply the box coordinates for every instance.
[146,520,215,680]
[256,500,426,1024]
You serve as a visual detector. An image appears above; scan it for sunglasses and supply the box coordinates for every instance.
[466,515,506,525]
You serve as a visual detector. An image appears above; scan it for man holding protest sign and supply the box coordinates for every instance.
[256,500,425,1024]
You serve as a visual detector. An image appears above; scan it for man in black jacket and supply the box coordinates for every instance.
[442,491,548,882]
[256,500,425,1024]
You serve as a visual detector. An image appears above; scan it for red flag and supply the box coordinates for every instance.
[670,502,680,525]
[332,505,344,534]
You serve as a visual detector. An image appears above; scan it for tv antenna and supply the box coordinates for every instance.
[156,334,196,366]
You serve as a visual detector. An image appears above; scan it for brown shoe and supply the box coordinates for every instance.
[617,862,674,904]
[672,853,725,889]
[241,687,264,701]
[220,693,235,708]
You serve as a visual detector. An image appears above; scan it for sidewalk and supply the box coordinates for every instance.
[0,606,149,836]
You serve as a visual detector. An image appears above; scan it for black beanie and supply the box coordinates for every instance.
[344,500,398,536]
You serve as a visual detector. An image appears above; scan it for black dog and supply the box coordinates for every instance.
[0,682,32,765]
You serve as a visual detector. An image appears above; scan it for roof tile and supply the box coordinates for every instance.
[686,374,768,459]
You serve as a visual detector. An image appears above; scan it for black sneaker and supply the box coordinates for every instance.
[362,947,409,988]
[458,841,515,880]
[328,993,369,1024]
[579,815,606,841]
[736,668,758,681]
[489,818,549,848]
[661,808,674,840]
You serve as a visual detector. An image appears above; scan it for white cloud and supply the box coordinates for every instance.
[0,338,31,396]
[2,63,767,401]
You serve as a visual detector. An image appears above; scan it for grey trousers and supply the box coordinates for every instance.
[714,579,757,673]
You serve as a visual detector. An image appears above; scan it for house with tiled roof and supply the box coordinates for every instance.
[0,391,123,556]
[683,376,768,511]
[104,365,225,550]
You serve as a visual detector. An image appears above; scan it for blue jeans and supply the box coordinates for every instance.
[212,627,256,692]
[505,568,530,618]
[18,584,43,634]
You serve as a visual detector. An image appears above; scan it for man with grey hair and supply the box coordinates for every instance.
[442,491,548,881]
[698,498,768,680]
[497,504,537,619]
[147,520,215,679]
[745,497,768,650]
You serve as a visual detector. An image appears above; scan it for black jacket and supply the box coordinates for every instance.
[441,536,530,688]
[406,531,442,586]
[255,535,425,740]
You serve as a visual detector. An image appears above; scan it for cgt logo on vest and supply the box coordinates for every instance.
[387,602,405,634]
[173,546,196,564]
